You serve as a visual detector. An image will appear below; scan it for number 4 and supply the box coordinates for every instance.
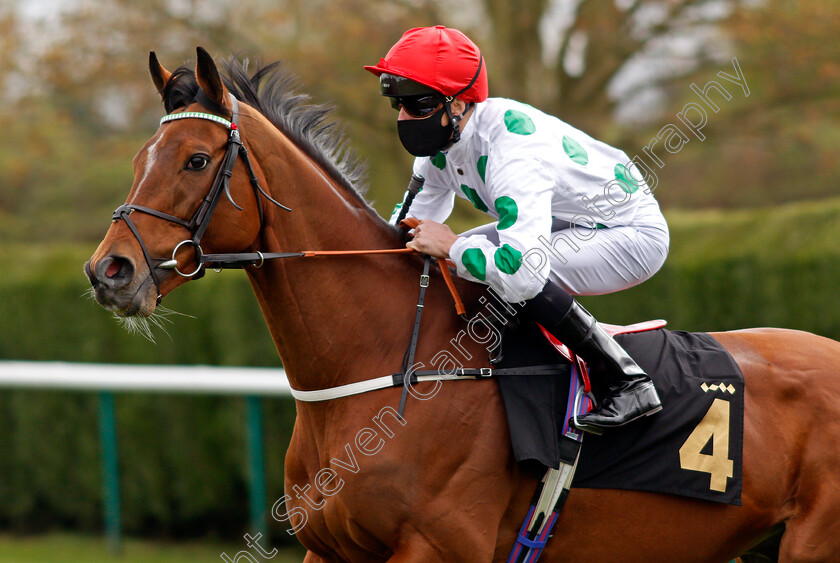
[679,398,734,492]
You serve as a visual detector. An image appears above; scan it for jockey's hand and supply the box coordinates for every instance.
[406,220,459,259]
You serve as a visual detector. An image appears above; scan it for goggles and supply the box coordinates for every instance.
[389,94,446,117]
[380,73,446,118]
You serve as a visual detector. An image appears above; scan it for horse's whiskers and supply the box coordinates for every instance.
[114,306,192,343]
[116,315,157,342]
[154,305,195,321]
[147,314,172,341]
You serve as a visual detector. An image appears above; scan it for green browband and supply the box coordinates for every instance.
[159,111,232,129]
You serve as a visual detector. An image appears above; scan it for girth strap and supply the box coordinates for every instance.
[507,361,590,563]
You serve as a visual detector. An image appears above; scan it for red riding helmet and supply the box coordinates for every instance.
[364,25,488,103]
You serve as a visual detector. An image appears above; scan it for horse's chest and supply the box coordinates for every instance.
[282,418,410,556]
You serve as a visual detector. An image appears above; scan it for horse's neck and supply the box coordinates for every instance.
[243,122,422,390]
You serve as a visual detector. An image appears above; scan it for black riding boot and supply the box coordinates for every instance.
[521,283,662,433]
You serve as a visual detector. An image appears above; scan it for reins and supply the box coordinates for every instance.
[201,247,413,267]
[202,245,467,318]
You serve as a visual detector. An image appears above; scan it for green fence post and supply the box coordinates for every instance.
[98,391,122,553]
[246,395,267,538]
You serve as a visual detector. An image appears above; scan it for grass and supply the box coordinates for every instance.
[0,534,306,563]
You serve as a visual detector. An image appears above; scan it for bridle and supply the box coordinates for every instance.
[111,95,292,303]
[109,94,465,323]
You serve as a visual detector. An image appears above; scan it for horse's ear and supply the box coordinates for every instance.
[149,51,172,98]
[195,46,230,108]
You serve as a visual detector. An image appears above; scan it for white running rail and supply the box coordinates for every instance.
[0,361,291,395]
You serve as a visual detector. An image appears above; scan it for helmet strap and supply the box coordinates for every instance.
[444,99,473,145]
[443,52,482,146]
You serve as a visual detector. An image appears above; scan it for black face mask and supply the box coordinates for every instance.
[397,104,453,157]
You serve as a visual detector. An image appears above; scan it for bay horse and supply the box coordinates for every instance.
[85,48,840,562]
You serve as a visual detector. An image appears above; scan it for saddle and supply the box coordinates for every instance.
[503,318,666,562]
[495,317,744,504]
[500,318,744,561]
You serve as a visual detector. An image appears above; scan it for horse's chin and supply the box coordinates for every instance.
[114,299,157,319]
[91,273,158,319]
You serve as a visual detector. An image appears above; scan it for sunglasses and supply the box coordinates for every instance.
[390,94,445,118]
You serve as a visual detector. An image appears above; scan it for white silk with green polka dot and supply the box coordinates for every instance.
[392,98,668,302]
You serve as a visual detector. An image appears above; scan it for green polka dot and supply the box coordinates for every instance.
[494,244,523,275]
[461,184,488,212]
[495,196,518,230]
[477,155,488,182]
[503,110,536,135]
[461,248,487,281]
[562,136,589,165]
[431,152,446,170]
[615,163,640,194]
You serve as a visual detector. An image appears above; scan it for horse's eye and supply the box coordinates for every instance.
[186,154,209,170]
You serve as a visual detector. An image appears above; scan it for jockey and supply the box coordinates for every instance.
[365,26,670,432]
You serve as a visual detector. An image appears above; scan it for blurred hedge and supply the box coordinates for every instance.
[0,244,294,541]
[1,197,839,540]
[0,390,296,543]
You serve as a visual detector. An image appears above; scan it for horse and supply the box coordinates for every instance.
[85,48,840,562]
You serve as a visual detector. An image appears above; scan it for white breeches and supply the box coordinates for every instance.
[460,215,669,297]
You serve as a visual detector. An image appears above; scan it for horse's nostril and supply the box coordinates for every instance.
[84,260,99,288]
[96,255,135,288]
[106,260,121,279]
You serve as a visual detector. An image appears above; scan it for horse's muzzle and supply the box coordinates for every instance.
[85,255,155,316]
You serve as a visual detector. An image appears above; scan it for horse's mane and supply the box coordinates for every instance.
[161,58,369,205]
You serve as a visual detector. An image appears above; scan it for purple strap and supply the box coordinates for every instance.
[508,362,588,563]
[524,512,558,563]
[516,535,548,550]
[506,505,535,563]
